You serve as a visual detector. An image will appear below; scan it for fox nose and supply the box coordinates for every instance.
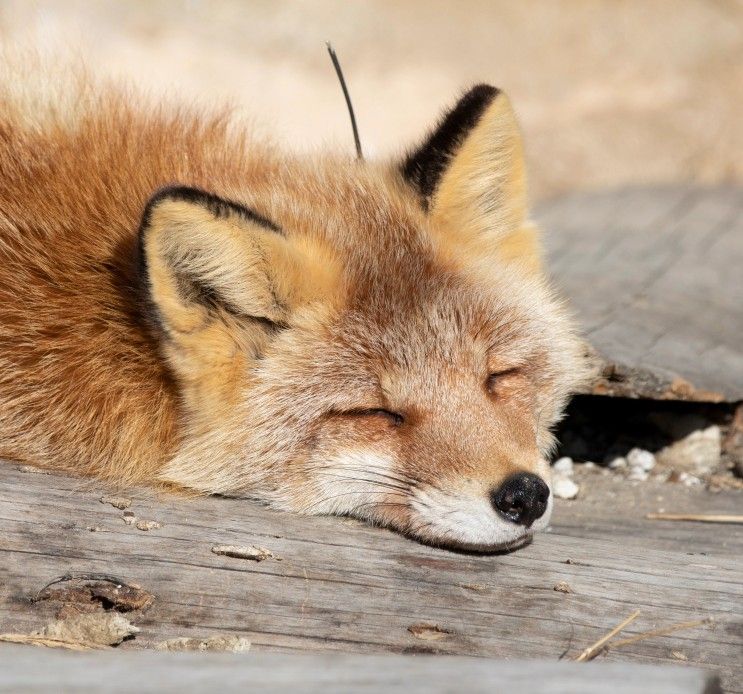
[491,472,550,527]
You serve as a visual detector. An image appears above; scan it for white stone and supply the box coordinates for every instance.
[553,477,579,499]
[627,467,649,481]
[608,457,627,469]
[680,472,703,487]
[627,448,656,472]
[552,457,574,475]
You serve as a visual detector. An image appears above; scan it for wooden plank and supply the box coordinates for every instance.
[0,465,740,691]
[0,646,722,694]
[538,186,743,402]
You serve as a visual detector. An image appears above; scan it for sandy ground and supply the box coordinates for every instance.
[1,0,741,201]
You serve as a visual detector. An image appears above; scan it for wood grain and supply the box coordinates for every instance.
[539,186,743,401]
[0,646,722,693]
[0,466,740,691]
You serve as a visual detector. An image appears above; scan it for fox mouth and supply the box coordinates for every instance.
[305,453,551,552]
[413,528,535,554]
[404,483,553,553]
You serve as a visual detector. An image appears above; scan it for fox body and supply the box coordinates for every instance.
[0,65,589,550]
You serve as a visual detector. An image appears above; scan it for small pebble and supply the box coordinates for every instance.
[553,581,572,593]
[627,467,649,482]
[608,456,627,470]
[552,457,574,475]
[680,473,703,487]
[553,477,579,500]
[135,520,162,531]
[627,448,656,472]
[122,510,137,525]
[100,495,131,510]
[671,651,688,661]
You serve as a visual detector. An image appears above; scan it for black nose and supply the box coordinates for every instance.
[491,472,550,527]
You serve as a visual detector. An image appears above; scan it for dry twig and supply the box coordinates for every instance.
[574,610,640,662]
[608,618,712,650]
[646,513,743,524]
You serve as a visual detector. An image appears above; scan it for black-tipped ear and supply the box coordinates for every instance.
[401,84,500,207]
[400,84,534,266]
[138,186,295,339]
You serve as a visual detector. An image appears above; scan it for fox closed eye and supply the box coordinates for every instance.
[486,368,523,394]
[344,408,405,427]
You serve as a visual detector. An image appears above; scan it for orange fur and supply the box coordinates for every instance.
[0,64,590,550]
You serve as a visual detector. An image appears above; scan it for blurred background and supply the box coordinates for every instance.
[1,0,741,201]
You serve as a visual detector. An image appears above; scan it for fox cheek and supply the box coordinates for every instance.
[301,449,408,518]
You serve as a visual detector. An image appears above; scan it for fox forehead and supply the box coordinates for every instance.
[226,161,429,260]
[231,162,540,336]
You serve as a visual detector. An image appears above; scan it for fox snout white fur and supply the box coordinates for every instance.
[0,65,590,550]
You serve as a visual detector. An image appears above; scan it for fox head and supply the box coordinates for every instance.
[139,85,590,551]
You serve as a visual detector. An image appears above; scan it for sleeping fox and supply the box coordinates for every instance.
[0,64,589,551]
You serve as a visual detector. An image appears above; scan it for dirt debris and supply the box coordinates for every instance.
[33,612,138,647]
[155,635,252,652]
[0,633,104,650]
[100,495,131,510]
[211,544,276,561]
[656,426,722,476]
[135,520,162,531]
[408,623,451,641]
[554,581,572,594]
[36,574,154,614]
[460,583,487,592]
[725,405,743,477]
[707,474,743,492]
[16,465,50,474]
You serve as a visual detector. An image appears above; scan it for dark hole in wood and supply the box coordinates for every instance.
[555,395,739,467]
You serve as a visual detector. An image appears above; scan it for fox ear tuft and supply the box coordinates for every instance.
[401,85,538,268]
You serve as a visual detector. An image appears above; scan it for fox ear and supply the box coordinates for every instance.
[139,187,297,339]
[139,186,341,413]
[401,85,539,269]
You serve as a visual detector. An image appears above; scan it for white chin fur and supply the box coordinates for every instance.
[410,483,553,551]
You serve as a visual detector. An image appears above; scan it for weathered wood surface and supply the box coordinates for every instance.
[1,466,741,691]
[538,186,743,402]
[0,647,722,694]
